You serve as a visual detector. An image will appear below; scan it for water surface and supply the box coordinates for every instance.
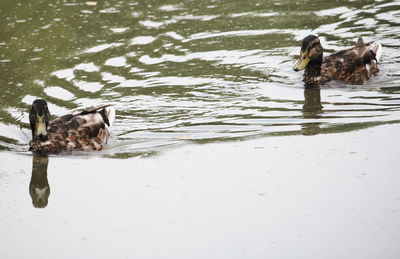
[1,1,400,258]
[1,0,399,156]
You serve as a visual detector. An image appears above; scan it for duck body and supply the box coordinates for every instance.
[29,99,115,154]
[293,35,382,86]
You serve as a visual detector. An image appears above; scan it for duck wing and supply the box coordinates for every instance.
[46,105,115,151]
[322,37,382,84]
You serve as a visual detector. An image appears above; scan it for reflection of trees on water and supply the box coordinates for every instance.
[29,154,50,208]
[302,87,323,136]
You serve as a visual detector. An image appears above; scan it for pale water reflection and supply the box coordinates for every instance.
[1,125,400,258]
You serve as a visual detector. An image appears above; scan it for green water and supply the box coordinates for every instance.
[1,0,400,155]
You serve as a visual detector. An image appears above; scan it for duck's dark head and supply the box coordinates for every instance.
[293,35,323,72]
[29,99,50,142]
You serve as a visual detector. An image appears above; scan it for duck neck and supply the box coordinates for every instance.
[303,55,323,86]
[305,56,322,77]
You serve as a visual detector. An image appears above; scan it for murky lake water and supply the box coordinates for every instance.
[1,0,400,258]
[1,0,400,156]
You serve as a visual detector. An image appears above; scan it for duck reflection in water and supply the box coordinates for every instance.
[29,154,50,208]
[302,87,323,135]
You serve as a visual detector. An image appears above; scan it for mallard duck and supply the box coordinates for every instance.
[293,35,382,86]
[29,99,115,153]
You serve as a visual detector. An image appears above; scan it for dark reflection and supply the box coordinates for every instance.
[29,154,50,208]
[302,87,323,135]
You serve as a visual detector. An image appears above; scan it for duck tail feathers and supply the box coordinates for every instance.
[369,41,382,63]
[78,104,116,127]
[104,106,115,127]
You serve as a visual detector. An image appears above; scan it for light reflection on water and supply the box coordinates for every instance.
[0,0,400,156]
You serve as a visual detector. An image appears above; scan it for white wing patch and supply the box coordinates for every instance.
[80,113,105,127]
[369,41,382,62]
[105,106,116,126]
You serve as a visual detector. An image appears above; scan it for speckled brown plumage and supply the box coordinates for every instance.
[29,102,115,154]
[293,35,382,87]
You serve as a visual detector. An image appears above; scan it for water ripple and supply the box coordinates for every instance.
[0,0,399,155]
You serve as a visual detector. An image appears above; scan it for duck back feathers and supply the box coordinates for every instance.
[321,38,382,84]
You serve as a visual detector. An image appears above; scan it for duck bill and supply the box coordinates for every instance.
[34,115,48,141]
[293,53,310,71]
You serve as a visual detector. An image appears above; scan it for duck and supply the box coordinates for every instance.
[29,99,115,153]
[293,35,382,86]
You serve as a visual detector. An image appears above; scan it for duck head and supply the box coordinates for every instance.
[29,99,50,142]
[293,35,323,71]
